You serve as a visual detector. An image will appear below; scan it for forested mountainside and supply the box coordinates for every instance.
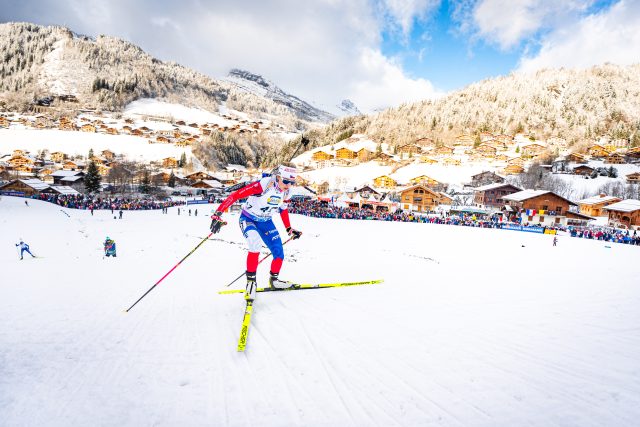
[0,22,331,127]
[295,63,640,155]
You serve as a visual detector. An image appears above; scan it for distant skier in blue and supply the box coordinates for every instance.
[15,239,35,260]
[104,237,117,257]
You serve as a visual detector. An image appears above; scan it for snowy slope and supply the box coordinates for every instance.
[1,196,639,426]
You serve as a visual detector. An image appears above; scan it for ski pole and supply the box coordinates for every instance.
[124,232,214,312]
[223,237,294,288]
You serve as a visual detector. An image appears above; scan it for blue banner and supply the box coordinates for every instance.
[502,224,544,234]
[0,191,26,196]
[186,199,211,205]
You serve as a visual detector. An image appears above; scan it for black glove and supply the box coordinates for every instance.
[286,227,302,240]
[210,212,227,234]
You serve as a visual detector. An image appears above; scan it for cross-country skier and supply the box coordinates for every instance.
[15,239,35,260]
[209,164,302,301]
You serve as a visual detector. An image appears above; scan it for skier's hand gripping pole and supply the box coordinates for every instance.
[210,212,227,234]
[124,232,214,312]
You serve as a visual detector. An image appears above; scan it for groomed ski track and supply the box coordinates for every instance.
[1,196,639,426]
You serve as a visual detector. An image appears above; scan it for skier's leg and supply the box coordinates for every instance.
[240,218,262,301]
[259,223,293,289]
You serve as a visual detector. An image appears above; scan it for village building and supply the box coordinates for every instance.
[502,189,579,226]
[162,157,179,168]
[335,147,357,161]
[566,152,588,163]
[587,144,610,158]
[604,153,626,164]
[398,184,446,213]
[312,150,333,162]
[185,171,214,182]
[572,165,595,176]
[0,179,50,196]
[62,160,86,171]
[626,172,640,184]
[454,134,475,146]
[409,175,440,188]
[101,150,116,161]
[50,151,66,163]
[310,181,330,195]
[50,170,85,185]
[577,194,622,217]
[473,183,522,210]
[471,171,504,187]
[604,199,640,230]
[434,145,455,156]
[356,148,374,162]
[80,124,97,133]
[520,143,546,157]
[373,175,397,189]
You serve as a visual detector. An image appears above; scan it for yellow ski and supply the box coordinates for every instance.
[237,301,253,352]
[220,279,383,295]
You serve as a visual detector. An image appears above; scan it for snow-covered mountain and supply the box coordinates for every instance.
[336,99,362,116]
[223,69,336,123]
[0,22,331,128]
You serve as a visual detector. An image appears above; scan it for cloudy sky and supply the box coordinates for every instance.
[2,0,639,113]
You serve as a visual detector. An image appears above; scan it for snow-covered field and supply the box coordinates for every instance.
[1,196,639,427]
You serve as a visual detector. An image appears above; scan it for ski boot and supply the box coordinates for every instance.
[269,272,297,289]
[245,272,257,301]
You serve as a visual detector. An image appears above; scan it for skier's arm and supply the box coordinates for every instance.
[280,208,302,239]
[215,181,263,214]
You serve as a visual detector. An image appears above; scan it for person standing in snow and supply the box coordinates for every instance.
[104,237,117,257]
[15,239,35,260]
[553,236,558,246]
[209,164,302,301]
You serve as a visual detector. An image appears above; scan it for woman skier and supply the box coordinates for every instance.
[209,164,302,301]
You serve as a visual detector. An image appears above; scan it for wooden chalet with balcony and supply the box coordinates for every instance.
[50,152,66,163]
[604,153,626,164]
[626,172,640,184]
[470,171,505,187]
[80,124,97,133]
[373,175,397,189]
[604,199,640,230]
[397,144,421,156]
[357,148,374,162]
[409,175,440,188]
[0,116,9,128]
[577,194,622,217]
[626,147,640,159]
[185,171,214,182]
[162,157,179,168]
[455,134,475,146]
[0,179,50,196]
[503,164,524,175]
[566,152,588,163]
[473,183,522,210]
[521,143,546,157]
[587,144,610,158]
[476,144,497,157]
[335,147,357,160]
[434,145,455,156]
[399,184,445,213]
[503,190,578,226]
[572,165,595,176]
[62,160,85,171]
[312,150,334,161]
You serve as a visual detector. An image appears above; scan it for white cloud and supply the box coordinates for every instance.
[455,0,592,50]
[518,0,640,72]
[5,0,443,113]
[381,0,441,37]
[349,48,442,111]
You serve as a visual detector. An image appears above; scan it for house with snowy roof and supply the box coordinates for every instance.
[577,194,622,217]
[0,179,50,196]
[502,190,585,226]
[473,183,522,210]
[398,184,447,213]
[604,199,640,230]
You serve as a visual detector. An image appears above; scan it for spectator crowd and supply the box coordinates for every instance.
[31,193,185,211]
[288,199,640,246]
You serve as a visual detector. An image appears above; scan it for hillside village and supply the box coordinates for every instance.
[2,107,640,231]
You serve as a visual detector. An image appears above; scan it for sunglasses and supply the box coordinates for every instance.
[281,178,295,185]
